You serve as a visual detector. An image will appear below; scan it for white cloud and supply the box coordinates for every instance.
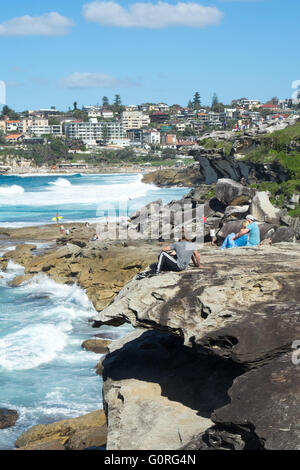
[58,72,139,89]
[82,1,223,28]
[0,12,74,36]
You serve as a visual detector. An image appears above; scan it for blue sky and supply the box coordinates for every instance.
[0,0,299,110]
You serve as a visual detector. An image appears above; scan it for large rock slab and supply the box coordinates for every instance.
[216,178,255,206]
[249,191,281,224]
[94,244,300,368]
[96,243,300,450]
[102,329,243,450]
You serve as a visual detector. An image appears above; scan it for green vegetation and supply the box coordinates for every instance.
[243,122,300,179]
[201,137,233,157]
[241,122,300,217]
[5,138,70,166]
[288,206,300,217]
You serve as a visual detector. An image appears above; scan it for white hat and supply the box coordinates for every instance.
[246,215,255,221]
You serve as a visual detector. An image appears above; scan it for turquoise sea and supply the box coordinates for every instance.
[0,173,189,449]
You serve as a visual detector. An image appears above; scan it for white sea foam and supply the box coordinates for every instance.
[0,324,68,371]
[48,177,72,188]
[0,184,25,197]
[0,272,97,371]
[0,261,25,284]
[20,274,94,311]
[0,174,158,206]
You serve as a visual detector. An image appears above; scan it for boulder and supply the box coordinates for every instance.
[0,409,18,429]
[224,205,249,219]
[249,192,281,224]
[271,227,296,244]
[81,339,112,354]
[15,410,106,450]
[208,353,300,450]
[216,179,254,206]
[217,220,245,239]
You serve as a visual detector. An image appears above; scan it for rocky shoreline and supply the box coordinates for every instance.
[1,174,299,450]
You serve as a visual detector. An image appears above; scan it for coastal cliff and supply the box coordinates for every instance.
[1,176,299,450]
[94,243,300,450]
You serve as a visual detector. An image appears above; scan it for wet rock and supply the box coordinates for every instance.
[95,356,106,375]
[0,409,18,429]
[81,338,112,354]
[15,410,106,450]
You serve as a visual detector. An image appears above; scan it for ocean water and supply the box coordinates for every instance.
[0,173,188,227]
[0,173,189,450]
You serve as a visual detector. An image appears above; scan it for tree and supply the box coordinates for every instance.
[102,96,109,107]
[193,92,201,110]
[73,101,78,111]
[211,93,219,109]
[112,94,125,114]
[114,94,122,107]
[101,124,109,144]
[1,105,20,120]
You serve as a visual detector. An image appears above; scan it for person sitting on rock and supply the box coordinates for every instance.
[155,233,203,275]
[243,215,260,246]
[220,221,249,250]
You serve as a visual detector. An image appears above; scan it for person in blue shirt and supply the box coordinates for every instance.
[244,215,260,246]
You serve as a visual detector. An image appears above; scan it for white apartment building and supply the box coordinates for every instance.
[233,99,260,110]
[121,111,150,131]
[175,122,187,132]
[27,124,63,137]
[102,110,114,119]
[208,112,221,123]
[21,118,49,133]
[65,121,124,145]
[143,130,161,145]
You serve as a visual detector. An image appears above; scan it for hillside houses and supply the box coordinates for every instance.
[0,95,298,153]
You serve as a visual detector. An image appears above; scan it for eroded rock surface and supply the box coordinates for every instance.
[95,243,300,450]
